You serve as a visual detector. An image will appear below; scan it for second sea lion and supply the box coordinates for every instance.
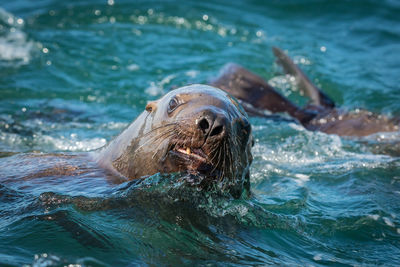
[211,47,399,137]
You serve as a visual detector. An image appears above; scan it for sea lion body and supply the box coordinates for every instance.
[305,109,399,136]
[211,48,399,137]
[96,85,253,197]
[0,85,253,199]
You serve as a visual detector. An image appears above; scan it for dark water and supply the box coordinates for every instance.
[1,0,400,266]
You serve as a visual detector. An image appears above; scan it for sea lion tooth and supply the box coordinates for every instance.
[186,147,191,154]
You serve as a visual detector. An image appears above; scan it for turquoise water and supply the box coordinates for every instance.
[1,0,400,266]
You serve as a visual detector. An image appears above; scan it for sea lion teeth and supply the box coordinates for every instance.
[176,147,208,162]
[177,148,187,155]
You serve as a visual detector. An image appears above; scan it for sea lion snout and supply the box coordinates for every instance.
[196,109,228,141]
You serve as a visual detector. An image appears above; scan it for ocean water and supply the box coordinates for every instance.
[1,0,400,266]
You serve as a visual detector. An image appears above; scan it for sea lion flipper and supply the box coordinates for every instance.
[272,47,335,109]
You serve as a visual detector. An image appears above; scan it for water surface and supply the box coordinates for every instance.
[0,0,400,266]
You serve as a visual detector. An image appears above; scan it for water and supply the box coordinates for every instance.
[1,0,400,265]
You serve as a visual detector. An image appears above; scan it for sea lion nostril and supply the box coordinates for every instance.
[198,118,210,132]
[210,125,224,137]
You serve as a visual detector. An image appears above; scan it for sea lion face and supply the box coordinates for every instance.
[104,84,253,197]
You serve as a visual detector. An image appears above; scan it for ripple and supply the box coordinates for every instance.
[0,1,400,266]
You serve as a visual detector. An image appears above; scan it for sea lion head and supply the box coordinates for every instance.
[99,84,253,197]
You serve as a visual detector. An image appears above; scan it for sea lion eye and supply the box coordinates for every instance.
[167,97,180,114]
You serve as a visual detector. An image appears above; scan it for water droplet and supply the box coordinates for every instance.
[127,64,139,71]
[7,17,14,25]
[313,254,322,261]
[138,15,146,24]
[185,70,198,78]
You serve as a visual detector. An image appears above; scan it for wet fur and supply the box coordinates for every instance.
[211,47,399,137]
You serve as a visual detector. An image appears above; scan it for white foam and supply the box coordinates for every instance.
[41,135,107,152]
[268,74,298,97]
[383,217,395,228]
[145,74,176,96]
[185,70,198,78]
[253,125,393,174]
[32,253,61,267]
[293,173,310,186]
[127,63,140,71]
[100,122,128,130]
[368,214,380,221]
[313,254,322,261]
[0,8,37,65]
[145,82,164,96]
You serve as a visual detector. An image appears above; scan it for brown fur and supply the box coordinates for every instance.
[210,47,399,137]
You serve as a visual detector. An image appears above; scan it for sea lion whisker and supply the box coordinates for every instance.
[208,146,221,164]
[134,129,176,152]
[132,127,177,153]
[151,133,176,159]
[229,143,235,180]
[227,141,234,180]
[218,143,227,182]
[225,141,232,179]
[220,152,226,183]
[209,145,223,175]
[131,132,175,164]
[141,123,177,138]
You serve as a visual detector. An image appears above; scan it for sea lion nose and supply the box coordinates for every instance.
[197,112,227,139]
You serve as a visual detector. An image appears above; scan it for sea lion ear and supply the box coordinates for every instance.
[145,101,158,112]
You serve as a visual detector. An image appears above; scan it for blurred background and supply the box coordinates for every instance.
[1,0,399,153]
[0,0,399,266]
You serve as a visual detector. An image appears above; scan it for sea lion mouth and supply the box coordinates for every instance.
[167,143,218,174]
[169,144,208,163]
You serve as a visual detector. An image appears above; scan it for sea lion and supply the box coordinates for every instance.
[95,84,253,197]
[211,47,399,137]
